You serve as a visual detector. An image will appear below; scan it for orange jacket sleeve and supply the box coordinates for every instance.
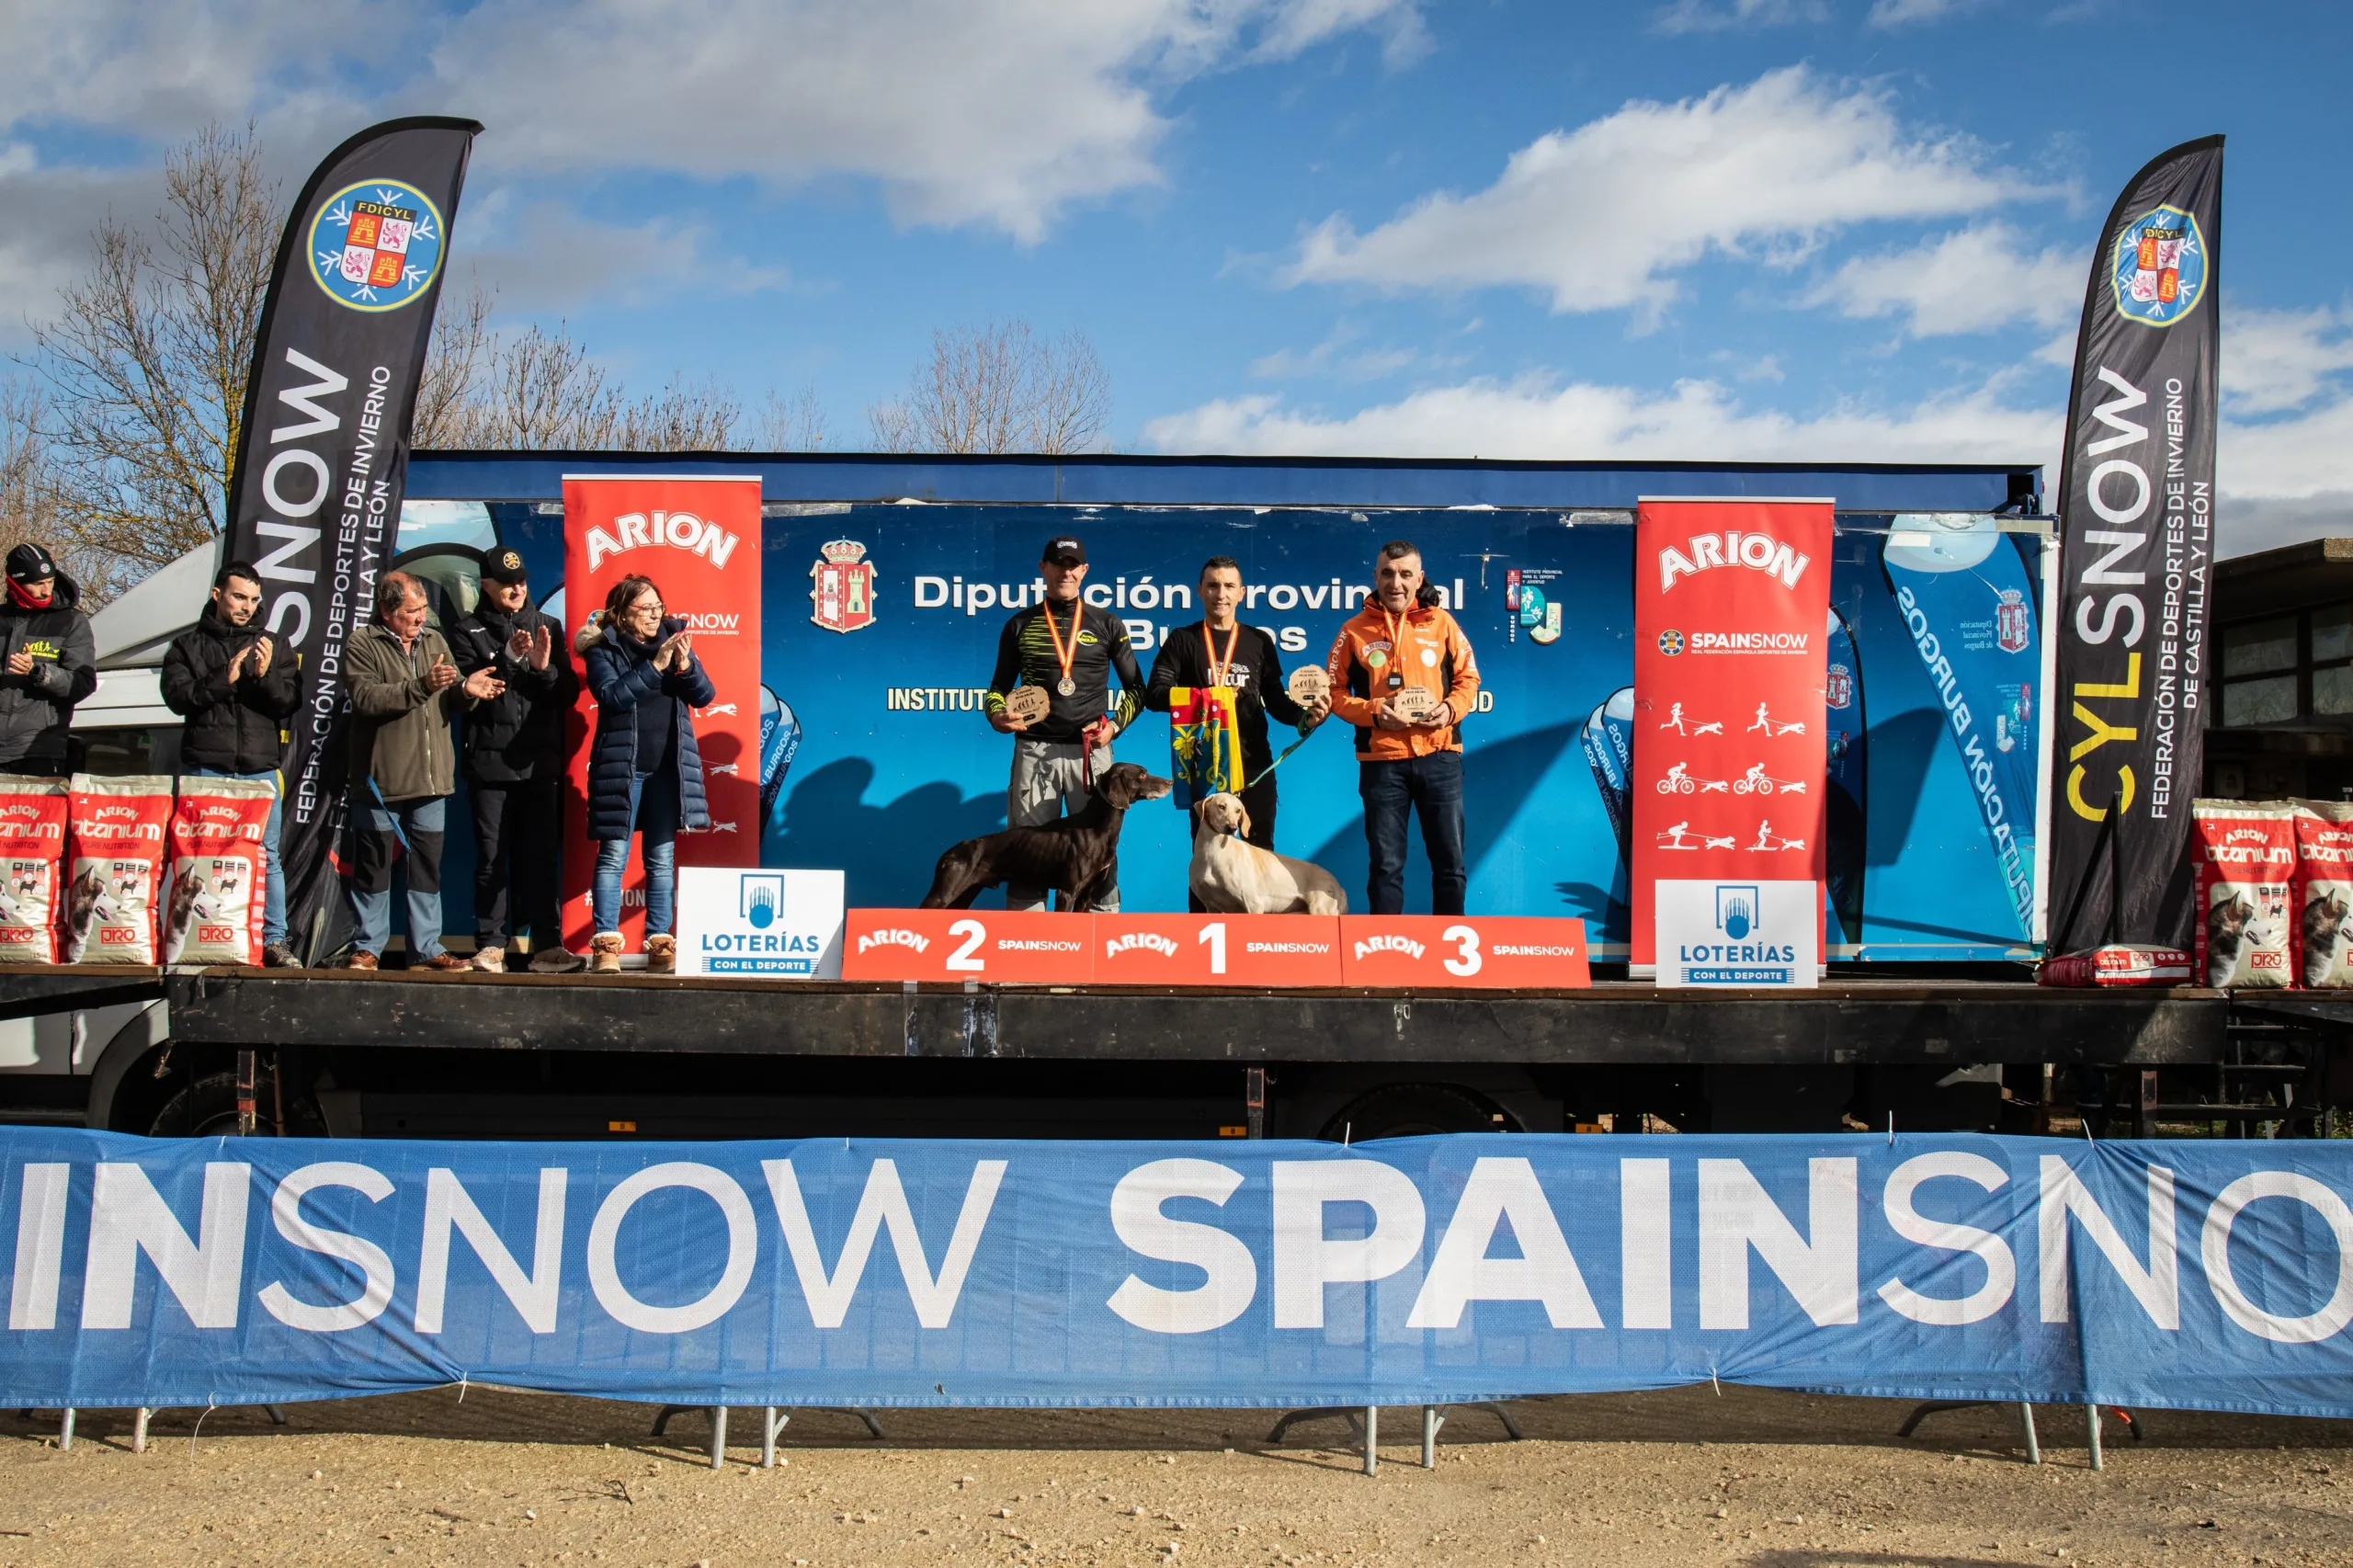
[1325,621,1381,729]
[1441,612,1481,722]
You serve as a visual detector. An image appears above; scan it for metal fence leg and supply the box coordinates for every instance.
[57,1408,73,1451]
[1422,1405,1443,1470]
[710,1406,728,1470]
[1363,1405,1377,1477]
[2018,1402,2040,1465]
[132,1407,149,1455]
[2085,1404,2103,1471]
[763,1408,787,1469]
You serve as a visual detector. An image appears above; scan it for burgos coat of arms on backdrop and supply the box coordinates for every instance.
[810,540,878,633]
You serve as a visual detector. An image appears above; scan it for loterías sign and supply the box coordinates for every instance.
[1631,499,1834,984]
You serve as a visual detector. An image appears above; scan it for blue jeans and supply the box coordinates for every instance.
[593,769,681,937]
[1361,750,1466,916]
[192,766,285,946]
[347,794,448,959]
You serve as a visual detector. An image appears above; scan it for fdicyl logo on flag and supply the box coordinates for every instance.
[307,180,447,312]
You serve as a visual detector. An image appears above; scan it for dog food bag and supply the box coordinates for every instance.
[0,775,68,963]
[63,775,174,965]
[2039,942,2194,988]
[2293,800,2353,987]
[2192,799,2297,989]
[165,778,274,965]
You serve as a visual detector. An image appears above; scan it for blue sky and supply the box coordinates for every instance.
[4,0,2348,553]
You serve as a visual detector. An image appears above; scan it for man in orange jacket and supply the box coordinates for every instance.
[1325,540,1480,915]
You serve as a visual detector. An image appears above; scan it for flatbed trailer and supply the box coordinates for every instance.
[3,965,2339,1145]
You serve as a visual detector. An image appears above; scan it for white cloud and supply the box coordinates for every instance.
[426,0,1420,244]
[1805,222,2083,336]
[1866,0,1985,27]
[2224,304,2353,415]
[1284,67,2035,325]
[1144,372,2061,467]
[1147,361,2353,561]
[1651,0,1826,35]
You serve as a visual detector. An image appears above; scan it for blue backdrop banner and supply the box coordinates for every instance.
[6,1130,2351,1415]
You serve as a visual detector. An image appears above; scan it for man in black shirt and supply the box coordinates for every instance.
[983,533,1144,912]
[448,548,582,972]
[1148,557,1330,866]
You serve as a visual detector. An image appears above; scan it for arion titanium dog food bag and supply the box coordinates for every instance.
[164,778,274,965]
[2293,800,2353,988]
[0,775,68,963]
[63,775,174,965]
[2191,799,2297,990]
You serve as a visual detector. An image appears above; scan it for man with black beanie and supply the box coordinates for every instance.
[0,543,95,777]
[162,558,301,965]
[449,546,582,972]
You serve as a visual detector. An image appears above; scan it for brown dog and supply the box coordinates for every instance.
[921,762,1173,912]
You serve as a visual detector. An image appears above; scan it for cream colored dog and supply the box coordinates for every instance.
[1189,793,1347,915]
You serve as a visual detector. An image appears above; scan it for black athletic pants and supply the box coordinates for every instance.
[471,778,562,948]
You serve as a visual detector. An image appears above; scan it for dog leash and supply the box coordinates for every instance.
[1242,724,1319,790]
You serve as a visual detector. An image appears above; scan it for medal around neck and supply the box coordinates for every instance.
[1286,665,1330,706]
[1391,685,1438,722]
[1003,685,1051,725]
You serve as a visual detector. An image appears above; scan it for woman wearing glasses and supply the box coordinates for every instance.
[575,574,715,974]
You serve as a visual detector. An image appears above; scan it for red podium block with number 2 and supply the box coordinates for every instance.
[1093,915,1343,986]
[842,909,1093,983]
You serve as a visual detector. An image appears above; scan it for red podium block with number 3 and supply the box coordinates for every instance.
[1094,915,1344,986]
[841,909,1093,983]
[1337,915,1590,988]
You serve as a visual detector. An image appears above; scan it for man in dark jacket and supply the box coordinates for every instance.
[449,547,581,973]
[160,559,301,965]
[0,544,96,777]
[343,571,501,971]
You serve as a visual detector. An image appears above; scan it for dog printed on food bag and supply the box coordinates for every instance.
[2293,800,2353,987]
[2192,800,2296,989]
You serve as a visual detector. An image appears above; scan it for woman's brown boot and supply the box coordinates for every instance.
[644,934,676,975]
[589,932,626,975]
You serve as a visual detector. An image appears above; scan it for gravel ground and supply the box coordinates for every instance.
[0,1383,2347,1567]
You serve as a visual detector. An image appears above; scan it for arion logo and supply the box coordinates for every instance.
[857,928,929,954]
[584,510,742,573]
[1105,931,1177,959]
[1715,885,1760,941]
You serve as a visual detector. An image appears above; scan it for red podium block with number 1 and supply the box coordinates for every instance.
[1093,914,1343,986]
[841,909,1093,983]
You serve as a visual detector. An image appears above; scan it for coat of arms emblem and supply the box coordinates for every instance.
[307,180,446,312]
[1995,588,2031,653]
[2109,203,2209,327]
[810,540,877,633]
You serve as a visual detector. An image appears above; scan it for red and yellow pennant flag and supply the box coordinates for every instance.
[1168,686,1244,808]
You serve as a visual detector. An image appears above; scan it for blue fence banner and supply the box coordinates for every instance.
[6,1131,2352,1415]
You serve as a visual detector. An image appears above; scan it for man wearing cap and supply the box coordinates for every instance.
[0,544,95,777]
[161,559,302,966]
[983,533,1145,911]
[449,547,582,973]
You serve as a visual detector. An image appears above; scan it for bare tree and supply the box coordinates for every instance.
[413,284,494,450]
[754,386,829,451]
[869,321,1113,454]
[459,321,622,449]
[614,375,742,451]
[29,122,280,578]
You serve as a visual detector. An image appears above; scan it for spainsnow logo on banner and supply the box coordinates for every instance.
[675,867,844,977]
[1631,498,1833,983]
[562,475,763,948]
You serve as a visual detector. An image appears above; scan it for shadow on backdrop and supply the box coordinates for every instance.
[774,757,1009,909]
[1309,722,1585,915]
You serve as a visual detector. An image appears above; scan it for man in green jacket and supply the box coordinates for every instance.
[343,572,502,971]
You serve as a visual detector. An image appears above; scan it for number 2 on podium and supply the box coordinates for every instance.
[948,918,986,971]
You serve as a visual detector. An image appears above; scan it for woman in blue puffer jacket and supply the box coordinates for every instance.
[575,574,715,974]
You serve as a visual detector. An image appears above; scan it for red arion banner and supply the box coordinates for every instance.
[562,475,762,949]
[1631,498,1833,985]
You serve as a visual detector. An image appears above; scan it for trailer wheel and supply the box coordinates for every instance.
[148,1071,326,1139]
[1319,1082,1510,1142]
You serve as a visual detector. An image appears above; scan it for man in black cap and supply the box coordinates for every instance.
[0,543,95,777]
[449,547,582,972]
[983,533,1144,911]
[162,559,302,965]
